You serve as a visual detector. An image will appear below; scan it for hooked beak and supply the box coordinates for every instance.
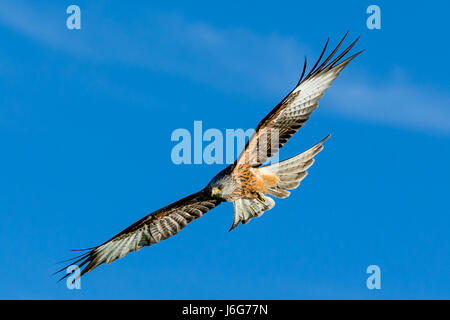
[211,187,221,197]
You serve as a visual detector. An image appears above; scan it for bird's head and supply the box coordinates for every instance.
[207,170,235,201]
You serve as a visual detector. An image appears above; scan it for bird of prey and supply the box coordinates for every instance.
[57,33,362,282]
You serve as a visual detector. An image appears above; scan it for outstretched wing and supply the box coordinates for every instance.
[56,190,221,282]
[235,33,363,168]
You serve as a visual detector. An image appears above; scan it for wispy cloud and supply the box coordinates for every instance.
[1,1,449,135]
[329,76,450,135]
[0,2,306,96]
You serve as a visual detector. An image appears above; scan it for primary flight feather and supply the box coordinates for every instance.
[57,33,362,282]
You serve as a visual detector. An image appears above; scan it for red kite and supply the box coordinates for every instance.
[57,33,362,282]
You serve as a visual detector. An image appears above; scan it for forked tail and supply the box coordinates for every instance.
[230,134,330,230]
[264,134,330,198]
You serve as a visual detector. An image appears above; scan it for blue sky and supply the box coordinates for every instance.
[0,0,449,299]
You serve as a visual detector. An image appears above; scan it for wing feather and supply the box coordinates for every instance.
[234,34,362,168]
[56,190,221,282]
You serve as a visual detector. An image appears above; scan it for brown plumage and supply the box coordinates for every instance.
[57,33,362,283]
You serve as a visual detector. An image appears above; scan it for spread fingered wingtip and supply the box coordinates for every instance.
[297,56,308,85]
[297,32,363,86]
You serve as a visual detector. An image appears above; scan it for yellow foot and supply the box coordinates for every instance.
[257,193,266,202]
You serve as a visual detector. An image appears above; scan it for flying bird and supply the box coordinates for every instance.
[57,33,362,282]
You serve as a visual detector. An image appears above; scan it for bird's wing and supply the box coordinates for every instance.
[234,33,362,168]
[56,190,221,281]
